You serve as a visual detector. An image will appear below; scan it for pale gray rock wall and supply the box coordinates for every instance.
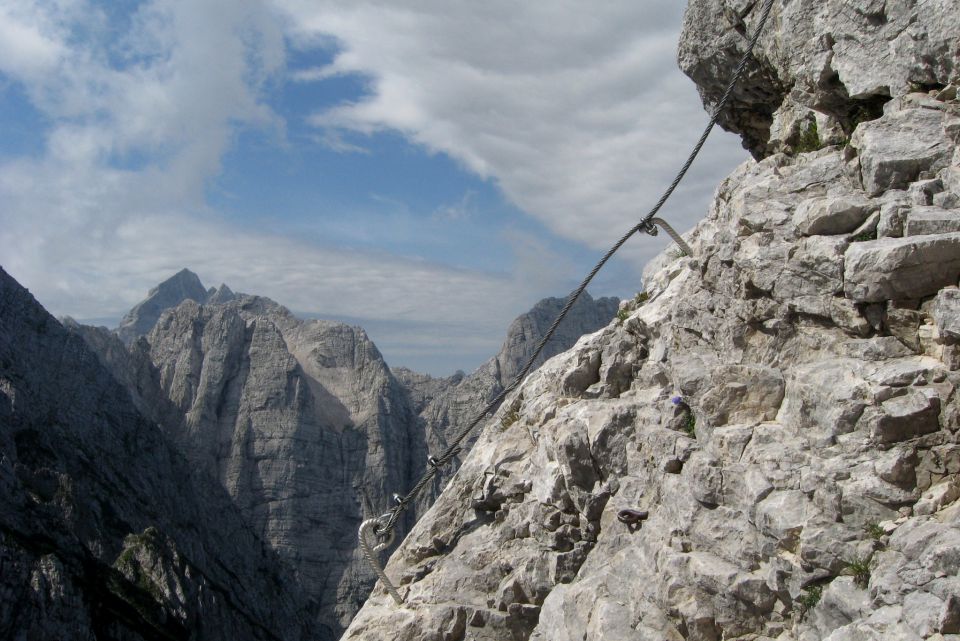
[0,267,309,640]
[494,294,620,387]
[678,0,960,158]
[62,319,187,440]
[90,279,616,639]
[341,7,960,638]
[141,295,420,640]
[401,294,619,512]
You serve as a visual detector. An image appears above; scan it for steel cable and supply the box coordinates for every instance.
[364,0,778,596]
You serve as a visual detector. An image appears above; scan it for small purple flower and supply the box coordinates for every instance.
[671,396,683,405]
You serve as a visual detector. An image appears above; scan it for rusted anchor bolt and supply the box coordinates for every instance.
[617,508,649,532]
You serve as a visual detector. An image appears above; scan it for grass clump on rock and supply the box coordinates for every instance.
[799,585,823,613]
[795,119,822,153]
[845,558,872,588]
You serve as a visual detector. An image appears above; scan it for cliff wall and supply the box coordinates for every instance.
[341,2,960,639]
[75,274,615,638]
[0,267,310,640]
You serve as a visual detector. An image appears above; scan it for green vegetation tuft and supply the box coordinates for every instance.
[500,408,520,429]
[795,119,822,153]
[635,291,649,306]
[865,522,885,540]
[616,308,631,325]
[683,412,696,437]
[799,585,823,611]
[846,558,871,588]
[113,527,168,604]
[851,229,877,242]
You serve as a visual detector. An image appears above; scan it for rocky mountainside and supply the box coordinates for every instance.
[341,2,960,640]
[73,272,616,639]
[396,294,620,510]
[147,295,419,640]
[0,267,310,640]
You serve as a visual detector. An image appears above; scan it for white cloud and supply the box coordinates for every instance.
[1,0,288,294]
[0,1,72,81]
[4,208,532,372]
[278,0,748,262]
[1,0,750,374]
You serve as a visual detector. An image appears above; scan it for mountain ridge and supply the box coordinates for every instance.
[0,266,312,640]
[70,268,618,638]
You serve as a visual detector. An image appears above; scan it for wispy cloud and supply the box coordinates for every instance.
[1,0,295,326]
[433,190,476,221]
[279,0,748,261]
[312,129,371,154]
[289,64,344,83]
[0,0,748,374]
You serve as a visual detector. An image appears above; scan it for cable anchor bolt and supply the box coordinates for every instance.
[617,508,649,533]
[641,218,695,259]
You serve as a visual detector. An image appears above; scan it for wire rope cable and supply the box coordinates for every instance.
[363,0,777,596]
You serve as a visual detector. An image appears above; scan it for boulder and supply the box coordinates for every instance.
[903,206,960,236]
[933,288,960,339]
[843,233,960,302]
[852,108,956,196]
[794,196,872,236]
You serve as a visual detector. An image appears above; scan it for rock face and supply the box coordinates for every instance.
[341,3,960,640]
[114,294,422,640]
[116,268,209,345]
[400,294,620,510]
[77,276,615,638]
[494,295,621,387]
[0,267,309,640]
[678,0,960,158]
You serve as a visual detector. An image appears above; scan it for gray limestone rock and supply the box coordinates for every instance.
[75,272,616,639]
[493,294,620,387]
[843,233,960,302]
[206,283,236,304]
[141,297,418,639]
[678,0,960,157]
[340,11,960,634]
[904,206,960,236]
[934,288,960,340]
[116,268,209,344]
[853,107,958,197]
[18,2,960,638]
[408,293,618,504]
[794,196,873,236]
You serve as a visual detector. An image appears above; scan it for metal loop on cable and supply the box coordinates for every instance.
[617,508,649,525]
[359,513,403,605]
[649,217,695,258]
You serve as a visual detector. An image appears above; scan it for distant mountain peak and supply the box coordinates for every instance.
[149,267,203,293]
[116,268,211,344]
[207,283,236,304]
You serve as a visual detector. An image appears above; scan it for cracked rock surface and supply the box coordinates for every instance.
[679,0,960,158]
[342,4,960,637]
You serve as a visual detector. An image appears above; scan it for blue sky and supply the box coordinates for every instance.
[0,0,748,375]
